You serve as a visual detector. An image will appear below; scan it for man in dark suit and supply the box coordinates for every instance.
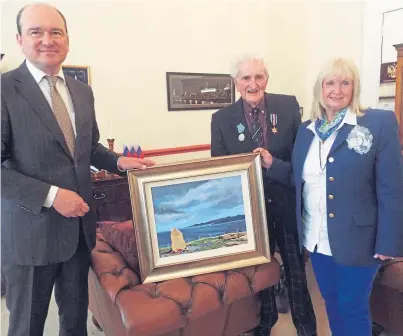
[1,4,154,335]
[211,56,316,336]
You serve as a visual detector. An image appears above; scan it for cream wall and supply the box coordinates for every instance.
[377,7,403,111]
[361,0,403,109]
[1,0,365,153]
[302,1,363,120]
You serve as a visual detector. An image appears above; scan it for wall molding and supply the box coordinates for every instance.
[118,144,211,157]
[144,144,210,157]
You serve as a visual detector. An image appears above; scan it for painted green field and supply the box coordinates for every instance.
[159,232,247,257]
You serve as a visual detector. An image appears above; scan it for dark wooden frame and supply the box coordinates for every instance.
[393,43,403,149]
[166,72,235,111]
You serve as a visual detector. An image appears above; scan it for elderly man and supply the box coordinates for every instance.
[1,4,154,335]
[210,56,316,336]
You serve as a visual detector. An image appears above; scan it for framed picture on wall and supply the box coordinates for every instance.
[127,153,270,283]
[166,72,235,111]
[380,62,397,83]
[62,65,91,85]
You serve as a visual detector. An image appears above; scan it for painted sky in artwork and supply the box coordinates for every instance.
[151,175,244,233]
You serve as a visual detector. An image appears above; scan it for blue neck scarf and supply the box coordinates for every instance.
[314,107,348,141]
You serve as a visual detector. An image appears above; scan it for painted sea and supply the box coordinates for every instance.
[158,218,246,247]
[150,175,248,257]
[157,217,248,257]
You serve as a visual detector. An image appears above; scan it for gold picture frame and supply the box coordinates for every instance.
[127,153,270,284]
[62,65,91,85]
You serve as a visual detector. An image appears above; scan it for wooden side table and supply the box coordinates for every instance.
[92,173,132,223]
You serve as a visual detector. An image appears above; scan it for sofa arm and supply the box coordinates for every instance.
[91,234,280,336]
[375,259,403,291]
[371,259,403,335]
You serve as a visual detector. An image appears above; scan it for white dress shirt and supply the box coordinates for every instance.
[302,109,357,256]
[25,60,76,207]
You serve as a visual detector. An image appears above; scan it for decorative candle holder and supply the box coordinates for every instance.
[107,138,115,151]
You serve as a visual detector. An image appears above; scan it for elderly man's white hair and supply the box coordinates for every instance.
[230,55,269,79]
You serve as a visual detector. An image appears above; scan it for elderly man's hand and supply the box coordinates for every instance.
[117,156,156,171]
[253,147,273,169]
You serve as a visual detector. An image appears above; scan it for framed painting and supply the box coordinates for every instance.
[62,65,91,85]
[166,72,235,111]
[127,153,270,283]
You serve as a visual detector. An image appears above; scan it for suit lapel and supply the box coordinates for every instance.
[65,77,84,161]
[14,64,73,160]
[229,99,255,150]
[329,123,355,155]
[264,94,279,150]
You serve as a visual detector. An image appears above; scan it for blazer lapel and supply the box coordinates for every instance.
[14,64,73,160]
[65,77,84,161]
[329,123,355,155]
[228,99,255,150]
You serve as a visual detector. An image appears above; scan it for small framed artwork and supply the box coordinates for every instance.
[166,72,235,111]
[62,65,91,85]
[127,153,270,283]
[380,62,397,83]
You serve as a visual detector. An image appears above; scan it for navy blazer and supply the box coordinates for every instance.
[292,109,403,266]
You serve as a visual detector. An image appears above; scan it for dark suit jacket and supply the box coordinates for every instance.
[1,62,121,266]
[292,109,403,266]
[211,93,301,222]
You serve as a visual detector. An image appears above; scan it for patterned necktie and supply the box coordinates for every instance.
[46,76,75,155]
[251,107,264,147]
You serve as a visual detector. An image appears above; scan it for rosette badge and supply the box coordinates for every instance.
[347,125,373,154]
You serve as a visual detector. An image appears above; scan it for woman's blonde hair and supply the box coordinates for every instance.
[310,58,365,121]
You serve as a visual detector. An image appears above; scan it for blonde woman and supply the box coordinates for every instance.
[291,58,403,335]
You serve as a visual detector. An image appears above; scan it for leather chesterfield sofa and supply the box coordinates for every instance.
[370,258,403,336]
[88,221,281,336]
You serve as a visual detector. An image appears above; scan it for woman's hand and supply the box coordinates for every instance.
[253,147,273,169]
[374,253,395,261]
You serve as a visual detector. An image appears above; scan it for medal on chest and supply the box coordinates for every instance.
[270,113,278,134]
[236,123,246,142]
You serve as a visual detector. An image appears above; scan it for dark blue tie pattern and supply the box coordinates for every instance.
[251,107,264,147]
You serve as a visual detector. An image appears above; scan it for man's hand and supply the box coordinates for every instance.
[52,188,89,218]
[374,254,395,261]
[253,147,273,169]
[117,156,156,171]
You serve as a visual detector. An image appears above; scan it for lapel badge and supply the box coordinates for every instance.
[270,113,278,134]
[236,123,245,133]
[236,123,245,142]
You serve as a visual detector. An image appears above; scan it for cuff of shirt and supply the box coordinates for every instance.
[117,156,126,172]
[43,185,59,208]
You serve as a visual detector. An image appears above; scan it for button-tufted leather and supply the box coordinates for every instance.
[89,231,280,336]
[370,259,403,335]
